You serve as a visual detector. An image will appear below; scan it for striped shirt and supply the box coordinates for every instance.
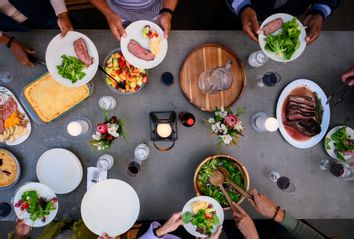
[107,0,162,22]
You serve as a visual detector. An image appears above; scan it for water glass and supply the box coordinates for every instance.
[97,154,114,172]
[134,143,150,161]
[248,50,268,67]
[0,71,12,83]
[256,72,281,87]
[99,96,117,110]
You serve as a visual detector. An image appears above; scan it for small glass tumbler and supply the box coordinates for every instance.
[256,72,281,87]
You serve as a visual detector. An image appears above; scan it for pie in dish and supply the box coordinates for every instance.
[0,149,18,187]
[24,73,90,123]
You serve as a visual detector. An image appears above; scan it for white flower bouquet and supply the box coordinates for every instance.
[206,107,245,147]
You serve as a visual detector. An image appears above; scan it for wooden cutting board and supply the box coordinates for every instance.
[179,43,246,112]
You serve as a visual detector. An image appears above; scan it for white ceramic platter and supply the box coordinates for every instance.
[324,126,354,160]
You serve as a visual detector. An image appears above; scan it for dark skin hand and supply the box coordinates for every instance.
[240,7,260,43]
[303,14,324,45]
[14,219,31,239]
[10,40,35,67]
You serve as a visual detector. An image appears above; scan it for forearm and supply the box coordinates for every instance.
[90,0,116,17]
[0,33,11,46]
[162,0,179,11]
[280,212,325,239]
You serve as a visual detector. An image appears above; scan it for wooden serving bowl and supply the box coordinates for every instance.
[193,154,250,210]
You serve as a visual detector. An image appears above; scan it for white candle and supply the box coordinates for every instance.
[156,123,172,138]
[67,120,89,136]
[256,116,278,132]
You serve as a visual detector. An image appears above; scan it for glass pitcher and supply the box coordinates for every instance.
[198,60,234,95]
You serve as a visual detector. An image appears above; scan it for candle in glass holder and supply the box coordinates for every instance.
[256,116,278,132]
[156,123,172,138]
[67,120,90,136]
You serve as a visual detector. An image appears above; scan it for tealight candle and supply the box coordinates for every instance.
[255,116,278,132]
[156,123,172,138]
[67,120,90,136]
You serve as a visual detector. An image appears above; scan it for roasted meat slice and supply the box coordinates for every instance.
[128,39,155,61]
[288,95,316,108]
[74,38,93,66]
[284,119,321,137]
[263,18,283,35]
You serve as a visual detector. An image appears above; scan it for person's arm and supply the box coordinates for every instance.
[0,33,34,66]
[50,0,73,37]
[303,0,340,45]
[230,0,252,16]
[90,0,126,41]
[139,213,182,239]
[157,0,178,39]
[341,66,354,86]
[249,189,326,239]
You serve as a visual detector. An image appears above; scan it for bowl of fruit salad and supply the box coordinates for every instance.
[103,48,147,94]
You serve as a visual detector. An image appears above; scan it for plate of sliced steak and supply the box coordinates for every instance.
[46,31,99,87]
[120,20,168,69]
[276,79,330,149]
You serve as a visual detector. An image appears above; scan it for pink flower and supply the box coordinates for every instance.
[97,123,108,134]
[224,114,238,128]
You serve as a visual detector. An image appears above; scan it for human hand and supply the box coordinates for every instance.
[15,219,31,236]
[10,40,35,66]
[97,232,113,239]
[209,225,223,239]
[57,12,73,37]
[303,14,323,45]
[157,13,172,39]
[240,7,260,43]
[156,212,183,237]
[341,66,354,86]
[232,202,259,239]
[248,189,284,223]
[105,12,126,41]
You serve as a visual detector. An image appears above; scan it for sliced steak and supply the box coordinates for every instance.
[128,39,155,61]
[74,38,93,66]
[0,120,4,134]
[288,95,316,108]
[263,18,283,35]
[285,119,321,137]
[287,102,315,111]
[287,112,315,121]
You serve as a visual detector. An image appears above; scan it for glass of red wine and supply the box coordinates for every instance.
[256,72,281,87]
[269,171,296,193]
[127,161,141,177]
[0,202,11,218]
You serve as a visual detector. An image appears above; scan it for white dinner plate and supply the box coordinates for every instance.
[45,31,99,87]
[0,87,31,146]
[81,179,140,236]
[13,182,58,227]
[259,13,306,62]
[182,196,224,238]
[276,79,330,149]
[36,148,83,194]
[120,20,168,69]
[324,126,354,161]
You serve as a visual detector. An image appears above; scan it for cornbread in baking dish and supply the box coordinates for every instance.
[24,73,90,123]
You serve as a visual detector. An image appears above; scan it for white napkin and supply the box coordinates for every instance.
[87,167,107,191]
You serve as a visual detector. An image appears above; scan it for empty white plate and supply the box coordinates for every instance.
[36,148,83,194]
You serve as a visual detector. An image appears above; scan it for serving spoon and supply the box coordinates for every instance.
[209,170,235,209]
[218,167,253,200]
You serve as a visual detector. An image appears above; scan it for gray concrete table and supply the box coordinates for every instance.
[0,30,353,223]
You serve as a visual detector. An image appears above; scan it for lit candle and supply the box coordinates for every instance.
[256,116,278,132]
[67,120,89,136]
[156,123,172,138]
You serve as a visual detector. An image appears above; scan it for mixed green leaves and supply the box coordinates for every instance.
[330,127,354,161]
[264,18,301,60]
[182,208,220,236]
[197,158,244,207]
[19,190,56,222]
[57,54,86,83]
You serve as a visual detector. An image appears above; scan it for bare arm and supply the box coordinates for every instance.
[89,0,126,40]
[162,0,179,10]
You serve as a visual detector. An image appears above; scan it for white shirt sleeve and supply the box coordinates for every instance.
[50,0,68,16]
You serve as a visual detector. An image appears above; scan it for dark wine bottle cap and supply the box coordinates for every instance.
[187,118,194,125]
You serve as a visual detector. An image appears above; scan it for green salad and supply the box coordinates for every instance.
[15,190,57,222]
[325,127,354,161]
[264,18,301,60]
[197,157,244,207]
[183,204,220,236]
[57,54,86,83]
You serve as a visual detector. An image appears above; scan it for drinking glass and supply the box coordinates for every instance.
[160,72,174,86]
[99,96,116,110]
[0,71,12,83]
[319,159,332,171]
[256,72,281,87]
[248,50,268,67]
[127,143,150,177]
[93,154,114,182]
[127,161,141,177]
[0,202,11,218]
[269,171,296,193]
